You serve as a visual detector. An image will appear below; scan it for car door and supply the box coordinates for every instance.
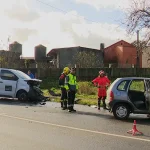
[0,69,18,97]
[116,80,131,101]
[144,79,150,112]
[127,79,146,110]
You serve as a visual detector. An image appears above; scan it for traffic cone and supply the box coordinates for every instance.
[127,120,143,136]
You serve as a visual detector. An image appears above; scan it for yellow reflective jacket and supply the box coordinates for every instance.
[64,73,78,91]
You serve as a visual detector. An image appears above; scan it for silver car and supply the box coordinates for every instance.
[106,77,150,120]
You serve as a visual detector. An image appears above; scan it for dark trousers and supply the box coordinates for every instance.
[68,91,75,110]
[98,96,106,109]
[61,88,67,108]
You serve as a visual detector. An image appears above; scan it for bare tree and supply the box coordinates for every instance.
[73,51,103,68]
[131,40,147,53]
[126,0,150,43]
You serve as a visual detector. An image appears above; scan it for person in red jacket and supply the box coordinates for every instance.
[92,70,110,110]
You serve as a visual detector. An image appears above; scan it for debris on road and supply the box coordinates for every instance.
[90,105,97,108]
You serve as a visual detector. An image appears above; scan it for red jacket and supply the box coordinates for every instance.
[92,76,110,97]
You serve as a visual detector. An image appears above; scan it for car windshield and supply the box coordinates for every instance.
[13,70,31,79]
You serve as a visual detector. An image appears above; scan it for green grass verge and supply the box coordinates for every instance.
[41,77,145,107]
[42,88,100,107]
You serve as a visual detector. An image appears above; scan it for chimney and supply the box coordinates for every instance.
[100,43,105,50]
[100,43,105,57]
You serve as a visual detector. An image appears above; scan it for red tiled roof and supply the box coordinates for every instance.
[104,40,135,50]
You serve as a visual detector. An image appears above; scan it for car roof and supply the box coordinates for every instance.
[117,77,150,80]
[0,68,19,72]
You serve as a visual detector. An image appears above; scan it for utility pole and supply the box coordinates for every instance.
[136,30,140,68]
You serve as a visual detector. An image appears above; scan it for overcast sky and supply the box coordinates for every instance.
[0,0,144,56]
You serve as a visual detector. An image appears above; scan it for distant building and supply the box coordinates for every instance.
[0,41,22,68]
[9,41,22,54]
[47,46,104,68]
[34,44,47,61]
[104,40,141,68]
[21,57,36,68]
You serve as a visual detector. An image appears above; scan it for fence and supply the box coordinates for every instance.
[33,68,150,80]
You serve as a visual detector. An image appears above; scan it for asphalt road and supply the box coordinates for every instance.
[0,100,150,150]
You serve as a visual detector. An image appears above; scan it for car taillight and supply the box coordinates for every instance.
[110,91,114,101]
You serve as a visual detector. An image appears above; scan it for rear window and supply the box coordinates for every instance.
[117,80,130,91]
[129,80,145,92]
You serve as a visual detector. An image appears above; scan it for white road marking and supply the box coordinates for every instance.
[0,113,150,143]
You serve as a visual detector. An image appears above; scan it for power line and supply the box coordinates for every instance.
[35,0,122,44]
[36,0,99,23]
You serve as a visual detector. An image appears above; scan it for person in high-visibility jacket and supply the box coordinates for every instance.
[92,70,110,110]
[64,67,78,112]
[59,67,70,110]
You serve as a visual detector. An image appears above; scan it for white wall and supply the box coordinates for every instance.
[142,47,150,68]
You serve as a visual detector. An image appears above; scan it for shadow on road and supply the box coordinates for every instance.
[76,110,150,126]
[0,100,149,126]
[123,117,150,126]
[0,99,42,107]
[76,110,113,119]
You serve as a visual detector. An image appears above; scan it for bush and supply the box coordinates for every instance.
[77,82,97,95]
[77,99,97,106]
[40,78,59,89]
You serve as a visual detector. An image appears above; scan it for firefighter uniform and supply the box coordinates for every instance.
[59,67,70,110]
[92,70,110,110]
[64,68,78,112]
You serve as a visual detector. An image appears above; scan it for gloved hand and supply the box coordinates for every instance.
[97,85,101,88]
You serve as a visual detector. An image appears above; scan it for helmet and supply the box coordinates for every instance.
[63,67,70,74]
[99,70,105,75]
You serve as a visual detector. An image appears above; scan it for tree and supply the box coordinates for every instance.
[24,59,31,68]
[73,51,103,68]
[126,0,150,43]
[131,40,147,53]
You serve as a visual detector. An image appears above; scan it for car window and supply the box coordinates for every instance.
[12,70,31,80]
[0,70,18,81]
[117,80,130,91]
[15,70,31,79]
[129,80,145,92]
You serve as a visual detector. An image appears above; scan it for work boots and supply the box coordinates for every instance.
[98,98,101,110]
[62,100,67,110]
[68,106,76,112]
[71,106,76,112]
[61,101,63,108]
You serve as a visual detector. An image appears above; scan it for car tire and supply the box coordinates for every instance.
[17,90,28,102]
[113,104,130,120]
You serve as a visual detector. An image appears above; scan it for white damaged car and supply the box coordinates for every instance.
[0,68,43,102]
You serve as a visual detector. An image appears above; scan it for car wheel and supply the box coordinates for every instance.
[17,90,28,102]
[113,104,130,120]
